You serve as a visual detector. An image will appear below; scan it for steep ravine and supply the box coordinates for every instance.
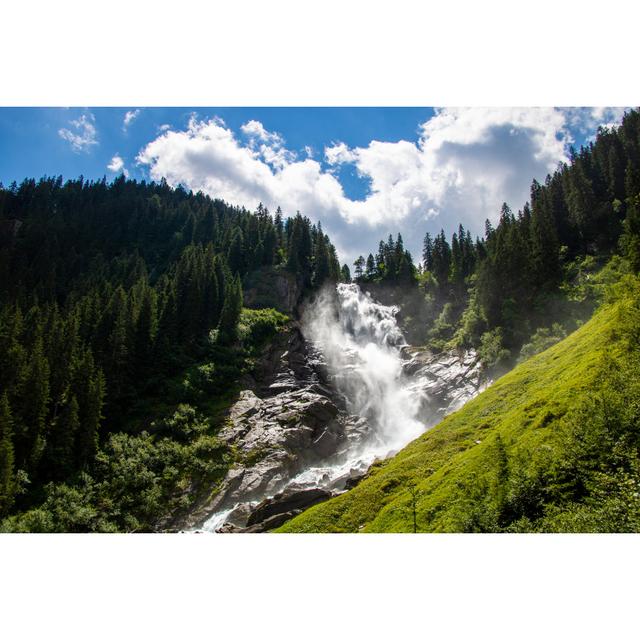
[178,284,490,532]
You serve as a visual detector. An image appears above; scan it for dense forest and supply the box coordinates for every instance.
[0,178,341,529]
[1,108,640,532]
[351,109,640,367]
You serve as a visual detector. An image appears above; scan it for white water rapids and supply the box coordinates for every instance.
[291,283,426,484]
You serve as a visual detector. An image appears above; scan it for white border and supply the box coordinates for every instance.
[1,533,638,639]
[1,1,639,637]
[2,0,639,106]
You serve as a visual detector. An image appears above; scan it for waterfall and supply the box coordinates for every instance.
[290,283,427,485]
[199,282,481,531]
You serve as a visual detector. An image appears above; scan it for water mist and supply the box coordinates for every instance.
[292,283,428,485]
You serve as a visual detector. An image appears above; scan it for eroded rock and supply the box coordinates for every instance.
[176,324,488,533]
[246,487,333,527]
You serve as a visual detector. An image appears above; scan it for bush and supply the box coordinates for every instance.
[237,308,289,351]
[478,328,510,367]
[518,323,567,362]
[152,404,209,441]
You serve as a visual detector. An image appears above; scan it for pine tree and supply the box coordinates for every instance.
[422,232,434,271]
[620,194,640,271]
[217,274,243,344]
[365,254,376,280]
[312,231,331,287]
[17,334,50,471]
[0,393,16,516]
[431,230,452,288]
[133,286,158,379]
[75,364,105,470]
[47,395,79,479]
[227,228,246,275]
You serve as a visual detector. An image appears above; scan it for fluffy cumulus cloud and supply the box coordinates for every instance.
[324,142,357,166]
[241,119,282,144]
[240,118,296,170]
[107,154,128,177]
[123,109,140,130]
[136,108,628,263]
[58,113,98,152]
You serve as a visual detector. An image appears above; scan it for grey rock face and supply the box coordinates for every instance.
[400,346,488,423]
[246,487,333,528]
[183,326,372,530]
[181,330,488,532]
[242,268,301,314]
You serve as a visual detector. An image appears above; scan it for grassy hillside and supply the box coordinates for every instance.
[279,272,640,533]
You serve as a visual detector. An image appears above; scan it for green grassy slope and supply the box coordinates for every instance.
[279,277,640,533]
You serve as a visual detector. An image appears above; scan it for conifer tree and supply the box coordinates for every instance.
[16,334,50,470]
[46,395,79,479]
[217,274,243,344]
[365,254,376,280]
[422,232,434,271]
[0,393,16,516]
[133,286,158,379]
[75,363,105,469]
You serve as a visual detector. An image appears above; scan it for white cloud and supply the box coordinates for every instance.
[304,145,314,158]
[240,119,295,169]
[137,116,337,213]
[241,119,282,144]
[58,113,98,152]
[135,108,627,263]
[564,107,629,141]
[324,142,356,166]
[107,154,128,176]
[123,109,140,130]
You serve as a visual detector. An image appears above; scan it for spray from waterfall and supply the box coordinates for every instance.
[201,282,436,530]
[300,282,426,468]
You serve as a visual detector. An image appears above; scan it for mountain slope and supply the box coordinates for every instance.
[279,272,640,533]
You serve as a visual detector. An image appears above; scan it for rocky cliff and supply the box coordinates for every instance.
[172,325,368,530]
[173,320,487,532]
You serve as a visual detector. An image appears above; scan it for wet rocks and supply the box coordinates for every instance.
[178,322,489,533]
[401,347,487,421]
[184,325,370,531]
[246,487,333,528]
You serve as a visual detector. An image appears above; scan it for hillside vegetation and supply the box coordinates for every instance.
[0,177,340,530]
[350,110,640,368]
[279,266,640,533]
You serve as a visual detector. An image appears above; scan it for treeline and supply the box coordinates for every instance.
[352,108,640,363]
[351,233,418,287]
[0,176,341,519]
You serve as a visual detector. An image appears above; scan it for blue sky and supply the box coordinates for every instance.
[0,107,436,200]
[0,107,628,263]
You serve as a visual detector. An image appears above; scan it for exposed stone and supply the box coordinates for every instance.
[246,487,333,527]
[242,267,301,314]
[401,347,488,422]
[174,317,488,533]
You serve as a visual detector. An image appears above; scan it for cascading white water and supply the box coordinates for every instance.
[291,283,427,485]
[200,283,440,530]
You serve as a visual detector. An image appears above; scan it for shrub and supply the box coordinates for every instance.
[519,323,567,362]
[237,308,289,351]
[478,328,510,367]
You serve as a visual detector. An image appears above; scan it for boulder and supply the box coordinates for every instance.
[246,488,333,527]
